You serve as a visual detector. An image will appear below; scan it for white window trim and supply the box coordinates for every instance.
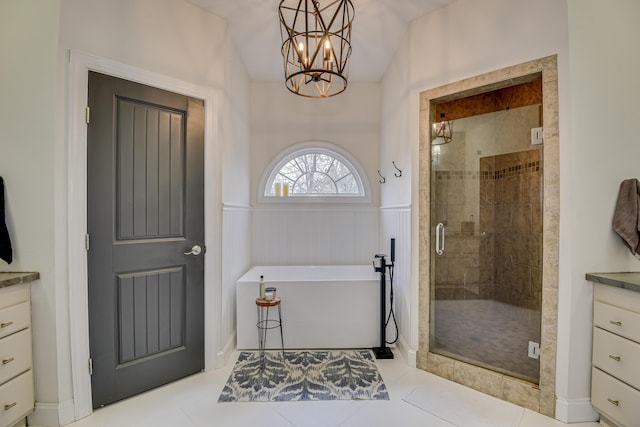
[258,141,371,204]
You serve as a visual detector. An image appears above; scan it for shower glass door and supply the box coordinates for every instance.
[429,100,543,383]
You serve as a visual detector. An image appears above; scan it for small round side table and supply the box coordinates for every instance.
[255,297,284,363]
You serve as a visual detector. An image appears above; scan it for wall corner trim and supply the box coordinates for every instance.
[27,399,75,427]
[397,335,417,368]
[216,331,237,370]
[555,397,599,423]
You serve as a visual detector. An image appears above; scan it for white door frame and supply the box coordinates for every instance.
[67,50,222,420]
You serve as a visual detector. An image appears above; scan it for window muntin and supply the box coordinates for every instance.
[264,146,366,199]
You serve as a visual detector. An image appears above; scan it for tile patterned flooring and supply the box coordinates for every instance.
[433,299,541,382]
[66,349,600,427]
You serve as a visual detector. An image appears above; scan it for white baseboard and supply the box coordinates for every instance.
[396,335,417,368]
[216,331,237,369]
[555,397,599,423]
[27,399,74,427]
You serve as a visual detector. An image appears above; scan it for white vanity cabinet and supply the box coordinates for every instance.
[0,279,34,427]
[587,273,640,427]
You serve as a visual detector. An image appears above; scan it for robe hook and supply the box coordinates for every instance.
[378,170,386,184]
[392,161,402,177]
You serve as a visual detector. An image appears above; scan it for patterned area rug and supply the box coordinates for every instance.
[218,350,389,402]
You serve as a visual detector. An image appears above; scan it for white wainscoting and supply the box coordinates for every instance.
[221,205,251,364]
[251,206,380,266]
[380,206,412,356]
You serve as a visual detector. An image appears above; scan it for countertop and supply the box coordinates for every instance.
[585,272,640,293]
[0,272,40,288]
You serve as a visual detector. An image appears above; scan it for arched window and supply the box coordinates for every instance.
[261,142,369,203]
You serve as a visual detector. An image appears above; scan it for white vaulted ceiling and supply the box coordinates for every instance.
[184,0,455,82]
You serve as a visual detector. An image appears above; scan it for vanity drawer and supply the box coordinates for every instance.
[0,285,29,311]
[592,367,640,427]
[0,302,30,340]
[594,301,640,343]
[593,327,640,390]
[593,328,640,388]
[0,370,33,427]
[0,329,31,386]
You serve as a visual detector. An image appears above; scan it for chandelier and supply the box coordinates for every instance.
[432,120,453,145]
[279,0,354,98]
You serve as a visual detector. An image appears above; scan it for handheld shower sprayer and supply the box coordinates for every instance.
[390,238,395,264]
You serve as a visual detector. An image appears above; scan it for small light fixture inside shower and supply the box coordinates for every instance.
[278,0,354,98]
[432,120,453,145]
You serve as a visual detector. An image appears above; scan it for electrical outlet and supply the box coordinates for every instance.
[528,341,540,359]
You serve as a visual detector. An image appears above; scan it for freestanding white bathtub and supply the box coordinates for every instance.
[236,265,380,349]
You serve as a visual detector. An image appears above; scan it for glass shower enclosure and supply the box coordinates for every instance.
[429,89,543,383]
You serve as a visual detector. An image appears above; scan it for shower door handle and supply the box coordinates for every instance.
[435,223,445,255]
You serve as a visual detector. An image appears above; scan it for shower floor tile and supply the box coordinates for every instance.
[432,299,541,381]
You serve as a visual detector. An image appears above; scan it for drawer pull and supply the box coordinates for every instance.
[609,320,622,326]
[1,357,14,365]
[608,354,621,362]
[3,402,17,411]
[607,398,620,406]
[0,321,13,328]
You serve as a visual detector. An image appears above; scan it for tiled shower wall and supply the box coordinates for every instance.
[480,149,543,310]
[433,169,485,300]
[432,104,542,305]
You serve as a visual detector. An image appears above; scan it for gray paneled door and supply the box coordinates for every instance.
[87,71,205,408]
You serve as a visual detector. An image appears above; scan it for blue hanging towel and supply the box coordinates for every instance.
[0,177,12,264]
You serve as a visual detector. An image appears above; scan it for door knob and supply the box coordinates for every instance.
[184,245,202,256]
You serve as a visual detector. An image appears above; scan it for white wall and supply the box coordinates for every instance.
[250,82,381,206]
[250,82,382,266]
[0,0,251,424]
[379,33,415,358]
[0,0,64,420]
[221,206,250,354]
[380,208,411,356]
[380,0,602,420]
[563,0,640,419]
[252,207,379,266]
[383,0,570,208]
